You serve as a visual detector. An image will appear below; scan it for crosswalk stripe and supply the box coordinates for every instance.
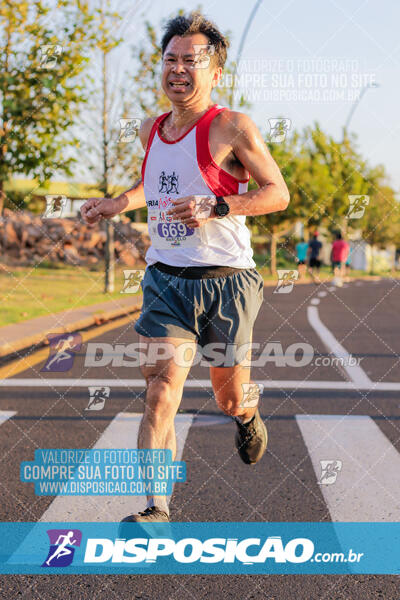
[0,410,16,424]
[307,305,372,386]
[296,414,400,521]
[39,412,193,522]
[2,378,400,390]
[7,412,193,565]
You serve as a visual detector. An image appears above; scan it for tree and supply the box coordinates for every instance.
[357,183,400,272]
[261,123,398,274]
[249,129,316,274]
[0,0,94,214]
[79,0,148,292]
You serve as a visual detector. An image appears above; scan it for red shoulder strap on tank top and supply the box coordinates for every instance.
[196,105,250,197]
[141,113,169,180]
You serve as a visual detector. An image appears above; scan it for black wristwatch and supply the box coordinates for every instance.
[214,196,230,218]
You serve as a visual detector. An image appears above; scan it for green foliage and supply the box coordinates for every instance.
[357,184,400,248]
[0,0,96,212]
[264,123,399,240]
[249,122,399,273]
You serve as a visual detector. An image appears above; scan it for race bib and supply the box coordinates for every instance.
[147,195,212,249]
[149,217,202,249]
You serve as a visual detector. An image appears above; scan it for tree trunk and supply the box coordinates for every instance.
[370,244,375,275]
[104,219,115,293]
[270,227,278,275]
[102,48,114,293]
[342,216,348,238]
[0,180,5,216]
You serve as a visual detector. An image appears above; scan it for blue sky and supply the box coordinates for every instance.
[124,0,399,191]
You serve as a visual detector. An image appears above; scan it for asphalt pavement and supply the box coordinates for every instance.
[0,278,399,599]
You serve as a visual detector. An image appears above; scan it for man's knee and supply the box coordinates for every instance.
[142,370,182,419]
[214,381,259,417]
[143,369,174,390]
[215,394,246,417]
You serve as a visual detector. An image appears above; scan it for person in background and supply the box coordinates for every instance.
[345,244,353,281]
[295,237,308,279]
[308,232,322,283]
[331,231,349,287]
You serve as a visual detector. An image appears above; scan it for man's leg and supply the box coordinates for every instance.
[314,260,322,284]
[209,343,267,465]
[333,262,343,286]
[298,261,306,280]
[210,360,254,420]
[123,335,196,522]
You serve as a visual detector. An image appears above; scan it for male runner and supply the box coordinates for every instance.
[81,12,289,523]
[308,231,322,282]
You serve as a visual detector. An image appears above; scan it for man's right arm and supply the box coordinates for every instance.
[81,117,155,224]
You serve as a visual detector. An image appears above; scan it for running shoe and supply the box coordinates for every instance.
[235,408,268,465]
[121,506,170,523]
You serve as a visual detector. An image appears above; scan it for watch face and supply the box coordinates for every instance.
[215,203,229,217]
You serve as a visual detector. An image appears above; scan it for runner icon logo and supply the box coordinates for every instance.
[121,269,144,293]
[86,386,110,411]
[192,43,215,68]
[274,270,299,293]
[118,118,141,143]
[240,383,264,407]
[42,529,82,567]
[39,44,63,70]
[159,171,179,194]
[347,195,369,219]
[43,195,67,218]
[318,460,342,485]
[41,333,82,372]
[268,118,291,143]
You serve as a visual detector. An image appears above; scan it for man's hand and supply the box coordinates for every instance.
[167,195,216,228]
[81,197,123,224]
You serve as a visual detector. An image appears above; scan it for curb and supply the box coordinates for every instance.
[0,298,142,360]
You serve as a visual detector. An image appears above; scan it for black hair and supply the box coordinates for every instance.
[161,11,229,69]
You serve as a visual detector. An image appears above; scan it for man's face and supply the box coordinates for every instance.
[161,33,221,105]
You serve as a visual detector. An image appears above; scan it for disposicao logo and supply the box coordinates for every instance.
[42,333,82,372]
[42,529,82,567]
[83,536,314,565]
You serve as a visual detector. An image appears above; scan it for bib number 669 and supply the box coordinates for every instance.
[158,222,193,238]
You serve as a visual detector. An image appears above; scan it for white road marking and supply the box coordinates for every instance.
[307,305,372,386]
[296,414,400,521]
[192,414,233,427]
[39,412,193,522]
[318,291,327,297]
[310,298,320,305]
[8,412,193,564]
[0,410,16,424]
[1,378,400,390]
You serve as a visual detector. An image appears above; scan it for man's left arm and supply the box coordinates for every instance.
[224,112,290,216]
[167,112,289,226]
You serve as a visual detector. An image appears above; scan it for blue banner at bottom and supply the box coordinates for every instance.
[0,522,399,574]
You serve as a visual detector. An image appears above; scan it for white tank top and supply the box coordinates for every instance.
[142,103,255,268]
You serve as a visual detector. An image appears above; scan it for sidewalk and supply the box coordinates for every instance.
[0,296,142,358]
